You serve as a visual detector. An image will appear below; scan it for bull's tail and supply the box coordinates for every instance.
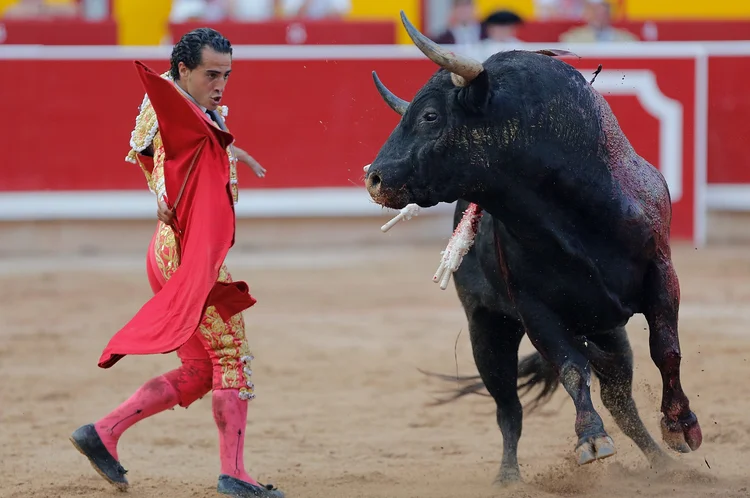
[422,337,619,412]
[419,351,560,412]
[516,351,561,412]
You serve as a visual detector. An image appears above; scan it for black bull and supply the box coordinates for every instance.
[364,11,703,484]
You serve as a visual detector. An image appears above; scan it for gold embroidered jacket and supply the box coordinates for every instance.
[125,71,239,204]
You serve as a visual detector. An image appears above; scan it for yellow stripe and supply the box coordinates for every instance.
[347,0,421,45]
[114,0,171,45]
[0,0,16,15]
[625,0,750,19]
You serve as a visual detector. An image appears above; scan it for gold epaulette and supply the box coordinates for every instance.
[124,70,172,164]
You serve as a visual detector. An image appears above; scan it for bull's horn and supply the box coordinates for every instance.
[399,10,484,87]
[372,71,409,115]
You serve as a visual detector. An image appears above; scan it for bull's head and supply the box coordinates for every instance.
[365,11,576,210]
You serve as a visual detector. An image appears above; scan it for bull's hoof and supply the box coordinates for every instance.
[494,466,522,486]
[575,435,616,465]
[660,413,702,453]
[217,475,285,498]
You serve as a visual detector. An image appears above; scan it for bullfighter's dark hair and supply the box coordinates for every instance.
[169,27,232,80]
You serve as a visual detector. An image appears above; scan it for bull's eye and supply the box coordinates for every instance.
[423,112,438,122]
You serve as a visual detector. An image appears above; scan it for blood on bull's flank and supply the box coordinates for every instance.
[364,10,703,486]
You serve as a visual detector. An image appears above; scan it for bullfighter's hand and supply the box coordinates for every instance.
[157,197,175,227]
[235,147,266,178]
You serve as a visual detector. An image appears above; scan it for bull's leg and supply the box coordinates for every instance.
[467,307,526,484]
[588,328,670,466]
[519,302,615,465]
[643,258,702,453]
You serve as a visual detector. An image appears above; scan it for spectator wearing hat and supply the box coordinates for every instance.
[432,0,486,45]
[482,10,523,44]
[559,0,637,42]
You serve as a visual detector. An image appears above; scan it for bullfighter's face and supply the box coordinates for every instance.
[178,46,232,112]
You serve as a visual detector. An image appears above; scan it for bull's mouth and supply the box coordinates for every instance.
[367,180,444,211]
[365,163,442,210]
[370,188,440,211]
[369,188,412,211]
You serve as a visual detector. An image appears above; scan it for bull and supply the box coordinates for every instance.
[364,11,702,484]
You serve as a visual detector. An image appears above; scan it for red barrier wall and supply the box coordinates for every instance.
[0,19,117,45]
[3,43,729,244]
[706,55,750,184]
[168,20,396,45]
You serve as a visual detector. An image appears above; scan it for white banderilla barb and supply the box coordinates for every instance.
[433,203,483,290]
[381,203,421,232]
[364,163,423,233]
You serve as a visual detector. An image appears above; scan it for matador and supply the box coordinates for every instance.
[69,28,283,498]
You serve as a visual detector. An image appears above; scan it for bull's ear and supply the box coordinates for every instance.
[458,70,491,113]
[535,49,580,59]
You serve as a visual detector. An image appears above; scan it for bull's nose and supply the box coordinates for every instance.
[365,169,382,197]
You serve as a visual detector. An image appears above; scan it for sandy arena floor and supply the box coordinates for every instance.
[1,215,749,498]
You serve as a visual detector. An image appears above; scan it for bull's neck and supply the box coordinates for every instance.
[465,157,616,244]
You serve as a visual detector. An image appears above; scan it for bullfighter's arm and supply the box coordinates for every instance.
[233,145,266,178]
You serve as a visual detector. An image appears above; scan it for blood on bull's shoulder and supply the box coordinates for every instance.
[364,10,702,487]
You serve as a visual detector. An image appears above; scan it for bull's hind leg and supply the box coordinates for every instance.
[643,257,702,453]
[589,328,670,466]
[467,307,526,484]
[519,302,615,466]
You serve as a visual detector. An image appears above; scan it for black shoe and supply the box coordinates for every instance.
[217,475,285,498]
[69,423,129,490]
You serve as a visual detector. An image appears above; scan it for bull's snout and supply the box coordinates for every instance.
[365,168,383,199]
[365,165,409,209]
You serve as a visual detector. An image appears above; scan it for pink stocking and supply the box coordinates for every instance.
[94,374,180,461]
[212,389,259,485]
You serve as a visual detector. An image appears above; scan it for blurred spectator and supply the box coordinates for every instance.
[432,0,485,45]
[170,0,227,22]
[2,0,79,18]
[169,0,349,22]
[559,0,637,42]
[285,0,350,19]
[228,0,280,21]
[79,0,108,20]
[482,10,523,44]
[534,0,586,20]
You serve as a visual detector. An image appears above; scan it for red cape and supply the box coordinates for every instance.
[98,61,256,369]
